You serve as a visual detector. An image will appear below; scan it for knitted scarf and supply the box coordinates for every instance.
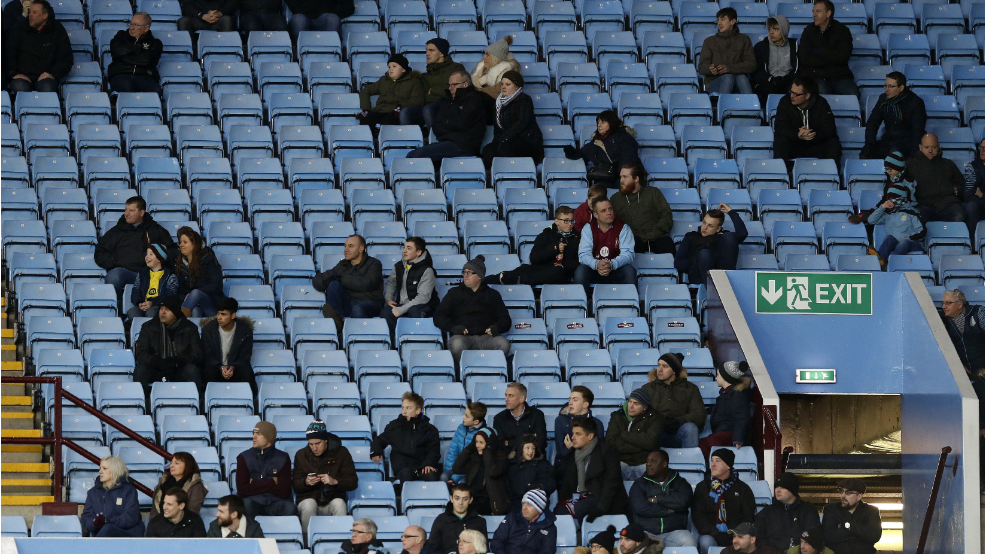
[878,89,909,125]
[495,86,524,128]
[574,437,598,493]
[708,475,735,532]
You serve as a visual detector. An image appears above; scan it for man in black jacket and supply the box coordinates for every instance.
[370,392,441,482]
[484,206,581,286]
[674,205,747,286]
[133,296,205,394]
[7,0,72,93]
[201,297,257,394]
[239,0,287,35]
[206,494,266,538]
[381,237,439,333]
[772,76,841,167]
[628,450,696,547]
[692,449,757,553]
[145,488,207,538]
[433,255,513,363]
[312,234,385,328]
[554,418,629,523]
[427,484,488,554]
[407,71,488,165]
[755,472,821,552]
[861,72,926,160]
[909,133,966,224]
[821,479,882,554]
[797,0,859,97]
[751,16,797,104]
[178,0,236,32]
[285,0,353,41]
[493,382,548,458]
[108,13,163,93]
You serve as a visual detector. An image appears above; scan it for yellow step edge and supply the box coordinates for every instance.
[1,445,41,453]
[0,329,13,338]
[1,462,49,472]
[1,361,23,370]
[1,396,31,406]
[1,478,51,486]
[1,496,55,506]
[1,344,15,351]
[0,412,34,419]
[0,429,41,438]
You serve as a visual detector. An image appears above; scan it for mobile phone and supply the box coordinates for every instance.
[308,473,317,477]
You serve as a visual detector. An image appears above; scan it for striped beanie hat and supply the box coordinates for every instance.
[884,151,906,171]
[522,489,548,514]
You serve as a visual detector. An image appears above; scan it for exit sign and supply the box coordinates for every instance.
[755,272,873,315]
[796,369,837,384]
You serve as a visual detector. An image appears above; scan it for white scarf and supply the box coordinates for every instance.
[495,86,524,128]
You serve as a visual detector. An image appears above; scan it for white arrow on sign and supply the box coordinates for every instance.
[761,280,783,305]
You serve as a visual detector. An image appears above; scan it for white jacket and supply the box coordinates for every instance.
[471,55,519,89]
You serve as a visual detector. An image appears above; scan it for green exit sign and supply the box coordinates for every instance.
[796,369,837,384]
[755,272,873,315]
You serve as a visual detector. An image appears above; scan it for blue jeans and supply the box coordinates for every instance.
[877,236,924,260]
[382,303,434,332]
[573,263,637,293]
[661,422,700,448]
[9,76,58,93]
[407,141,474,166]
[698,534,720,554]
[707,74,753,95]
[325,280,382,318]
[651,530,698,547]
[621,462,646,481]
[681,232,743,286]
[815,77,861,97]
[243,495,298,519]
[400,101,441,128]
[183,289,216,317]
[289,13,341,42]
[105,267,139,305]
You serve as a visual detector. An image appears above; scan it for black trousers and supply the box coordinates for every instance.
[635,235,677,256]
[773,137,841,168]
[483,264,567,286]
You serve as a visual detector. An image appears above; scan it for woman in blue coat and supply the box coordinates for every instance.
[81,455,145,537]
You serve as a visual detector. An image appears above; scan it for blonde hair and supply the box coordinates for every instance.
[460,529,488,554]
[101,455,129,489]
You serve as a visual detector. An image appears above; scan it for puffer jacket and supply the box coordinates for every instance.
[443,420,487,479]
[9,16,73,80]
[359,70,427,113]
[605,404,663,466]
[798,18,855,82]
[506,444,556,501]
[698,27,756,85]
[907,151,965,210]
[312,254,384,304]
[472,55,521,97]
[149,472,207,517]
[866,201,924,243]
[134,314,204,371]
[642,375,707,431]
[434,282,513,337]
[81,478,145,536]
[107,29,163,80]
[492,93,544,160]
[370,413,441,477]
[490,506,558,554]
[628,469,693,535]
[176,247,225,299]
[291,433,359,505]
[452,434,511,515]
[200,315,256,392]
[95,213,177,272]
[610,185,674,243]
[708,384,753,445]
[575,126,641,177]
[421,57,467,104]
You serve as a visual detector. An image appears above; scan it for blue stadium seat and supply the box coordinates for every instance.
[256,516,305,549]
[31,515,83,537]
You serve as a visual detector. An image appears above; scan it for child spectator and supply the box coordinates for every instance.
[443,402,489,483]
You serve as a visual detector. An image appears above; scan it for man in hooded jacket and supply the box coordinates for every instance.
[133,296,205,394]
[629,450,696,547]
[751,16,797,103]
[772,75,841,167]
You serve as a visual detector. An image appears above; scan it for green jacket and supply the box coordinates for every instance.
[643,376,707,430]
[606,404,664,466]
[421,57,467,104]
[611,185,674,243]
[359,70,427,113]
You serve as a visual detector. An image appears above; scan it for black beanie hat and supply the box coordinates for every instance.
[658,352,685,375]
[711,448,735,468]
[159,296,184,319]
[501,69,524,88]
[775,471,800,496]
[588,526,617,551]
[387,53,411,72]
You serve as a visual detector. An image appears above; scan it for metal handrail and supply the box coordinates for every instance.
[0,375,172,501]
[762,404,782,477]
[916,446,954,554]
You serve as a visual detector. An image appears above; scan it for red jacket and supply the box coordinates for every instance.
[573,201,593,232]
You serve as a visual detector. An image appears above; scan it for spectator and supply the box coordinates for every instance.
[909,133,966,224]
[284,0,353,41]
[791,528,833,554]
[606,388,662,481]
[866,152,925,264]
[95,196,176,305]
[433,255,513,364]
[452,427,511,515]
[7,0,72,93]
[206,494,265,538]
[81,455,145,537]
[481,71,543,167]
[612,164,675,255]
[108,13,163,93]
[133,296,204,394]
[371,391,441,481]
[201,297,257,394]
[428,484,488,554]
[797,0,858,96]
[399,526,434,554]
[821,479,882,554]
[382,237,439,333]
[965,137,985,231]
[554,385,606,465]
[342,519,390,554]
[674,204,748,286]
[175,226,225,317]
[443,402,489,483]
[575,196,638,290]
[574,184,609,233]
[751,16,797,104]
[555,418,629,523]
[406,71,487,166]
[692,449,758,554]
[628,450,697,547]
[1,0,30,89]
[643,352,705,448]
[699,361,753,458]
[577,526,618,554]
[756,473,820,552]
[940,289,985,375]
[861,72,926,160]
[456,529,488,554]
[312,234,385,328]
[492,382,548,458]
[472,35,521,98]
[563,111,641,186]
[698,8,756,94]
[178,0,235,32]
[616,523,666,554]
[484,206,581,286]
[236,421,298,518]
[239,0,288,34]
[507,434,556,503]
[149,451,206,518]
[358,54,426,127]
[145,488,207,537]
[724,522,777,554]
[490,489,558,554]
[401,38,468,128]
[293,420,358,535]
[772,76,841,167]
[127,244,178,322]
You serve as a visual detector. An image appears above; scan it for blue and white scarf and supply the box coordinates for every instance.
[495,86,524,128]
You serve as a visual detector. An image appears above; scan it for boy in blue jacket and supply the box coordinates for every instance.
[442,401,488,483]
[867,152,925,264]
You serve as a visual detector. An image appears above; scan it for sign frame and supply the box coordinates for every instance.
[795,369,837,384]
[754,271,874,316]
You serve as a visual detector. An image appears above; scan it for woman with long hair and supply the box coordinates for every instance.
[81,455,145,537]
[507,434,556,503]
[471,35,521,98]
[175,226,224,317]
[149,451,207,517]
[563,110,641,186]
[480,71,544,168]
[451,428,510,515]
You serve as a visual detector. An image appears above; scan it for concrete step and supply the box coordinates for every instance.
[0,496,55,506]
[0,429,41,439]
[0,450,43,463]
[1,384,26,396]
[0,412,35,429]
[1,478,53,494]
[1,361,24,373]
[1,463,49,474]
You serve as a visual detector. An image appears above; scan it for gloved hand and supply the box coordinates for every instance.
[859,145,871,159]
[356,109,370,123]
[562,144,581,160]
[848,214,864,225]
[92,514,106,531]
[585,511,602,523]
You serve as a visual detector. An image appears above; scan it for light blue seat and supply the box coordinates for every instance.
[204,382,255,421]
[96,382,146,415]
[258,382,309,419]
[160,414,211,450]
[309,515,355,554]
[31,515,83,537]
[256,515,305,550]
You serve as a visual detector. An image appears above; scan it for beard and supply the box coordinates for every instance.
[217,514,233,527]
[619,181,635,195]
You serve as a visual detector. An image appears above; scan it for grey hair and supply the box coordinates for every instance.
[133,11,151,24]
[100,455,129,489]
[354,518,377,537]
[943,289,967,305]
[459,529,488,554]
[451,70,472,86]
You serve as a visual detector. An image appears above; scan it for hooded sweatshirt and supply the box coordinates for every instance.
[767,16,793,77]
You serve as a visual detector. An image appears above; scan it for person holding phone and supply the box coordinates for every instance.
[292,420,358,535]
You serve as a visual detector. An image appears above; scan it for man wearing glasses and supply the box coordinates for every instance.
[820,479,882,554]
[398,525,434,554]
[108,13,163,93]
[433,254,512,364]
[772,75,841,168]
[861,72,926,160]
[484,206,582,286]
[341,519,388,554]
[407,71,488,166]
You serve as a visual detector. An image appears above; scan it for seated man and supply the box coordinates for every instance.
[756,472,820,552]
[798,0,859,96]
[401,38,468,128]
[312,234,385,327]
[643,353,706,448]
[201,297,257,394]
[239,0,288,34]
[381,237,439,332]
[555,418,629,523]
[606,389,662,481]
[674,204,747,286]
[574,196,637,290]
[357,54,427,127]
[821,479,882,554]
[574,184,608,232]
[236,421,298,518]
[206,494,265,538]
[7,0,72,93]
[964,137,985,231]
[406,71,487,165]
[493,383,548,457]
[133,296,204,394]
[726,522,778,554]
[108,13,163,93]
[792,528,828,554]
[772,76,841,167]
[908,133,966,223]
[433,255,513,364]
[484,206,581,285]
[554,385,606,465]
[428,484,488,554]
[490,490,558,554]
[617,523,667,554]
[177,0,235,31]
[341,519,389,554]
[611,164,675,255]
[861,71,926,160]
[751,16,796,104]
[398,525,431,554]
[629,450,696,547]
[293,420,358,536]
[371,392,442,481]
[145,488,207,538]
[692,450,757,554]
[698,7,756,94]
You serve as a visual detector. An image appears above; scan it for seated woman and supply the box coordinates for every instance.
[507,434,556,503]
[457,529,489,554]
[357,53,426,128]
[480,71,543,168]
[175,226,224,317]
[127,244,178,321]
[451,428,510,515]
[698,361,753,459]
[471,35,521,98]
[149,451,207,518]
[81,455,145,537]
[563,110,641,186]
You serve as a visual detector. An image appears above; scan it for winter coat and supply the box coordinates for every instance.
[443,421,486,477]
[708,384,753,445]
[206,516,265,537]
[130,265,180,308]
[292,433,359,505]
[434,283,512,337]
[691,473,758,546]
[821,502,882,554]
[772,94,841,158]
[492,93,544,156]
[108,29,163,80]
[312,254,385,305]
[528,224,581,276]
[238,0,283,13]
[385,250,439,314]
[756,498,822,552]
[284,0,354,18]
[863,91,927,158]
[698,27,756,85]
[939,304,985,372]
[95,213,177,273]
[722,546,777,554]
[492,403,548,456]
[370,413,441,476]
[628,469,693,535]
[9,17,73,80]
[908,151,966,211]
[145,510,207,538]
[965,157,985,200]
[200,315,256,392]
[452,435,511,514]
[674,210,749,274]
[751,35,798,87]
[431,85,488,155]
[339,538,391,554]
[472,55,521,98]
[134,315,204,372]
[421,57,468,104]
[553,407,605,464]
[576,126,641,177]
[610,185,674,243]
[797,19,855,82]
[149,472,207,518]
[556,440,630,518]
[359,70,427,113]
[176,247,225,299]
[642,376,707,431]
[605,405,663,466]
[490,506,558,554]
[427,503,488,554]
[237,446,293,501]
[179,0,238,19]
[81,479,145,535]
[867,200,924,243]
[507,448,556,501]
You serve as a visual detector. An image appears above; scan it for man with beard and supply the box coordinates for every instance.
[821,479,882,554]
[674,204,747,286]
[724,522,777,554]
[206,495,265,537]
[609,164,675,255]
[341,519,389,554]
[616,523,665,554]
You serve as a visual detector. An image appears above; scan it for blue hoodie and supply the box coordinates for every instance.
[81,478,145,536]
[867,175,923,243]
[443,420,486,481]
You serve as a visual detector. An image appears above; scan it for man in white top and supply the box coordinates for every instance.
[206,495,265,538]
[201,297,257,394]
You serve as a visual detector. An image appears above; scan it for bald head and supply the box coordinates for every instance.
[401,525,427,554]
[920,133,940,160]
